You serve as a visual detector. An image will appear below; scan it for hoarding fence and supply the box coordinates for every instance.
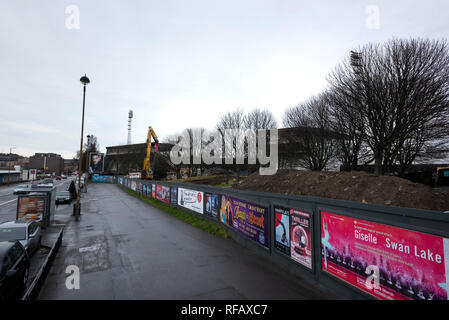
[113,176,449,300]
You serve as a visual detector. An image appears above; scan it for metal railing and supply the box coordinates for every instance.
[22,228,64,300]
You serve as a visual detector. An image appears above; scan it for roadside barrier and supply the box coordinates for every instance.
[111,176,449,300]
[21,228,64,300]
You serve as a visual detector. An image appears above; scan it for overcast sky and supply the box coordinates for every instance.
[1,0,448,159]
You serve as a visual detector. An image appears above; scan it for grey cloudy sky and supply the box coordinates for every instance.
[1,0,448,159]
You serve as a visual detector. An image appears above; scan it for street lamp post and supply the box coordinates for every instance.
[75,74,90,221]
[8,147,16,185]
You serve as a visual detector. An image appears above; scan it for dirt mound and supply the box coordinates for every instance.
[233,169,449,212]
[177,175,230,186]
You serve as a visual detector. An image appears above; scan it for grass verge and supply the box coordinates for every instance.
[123,187,230,239]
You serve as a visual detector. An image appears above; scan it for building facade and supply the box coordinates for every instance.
[105,142,173,175]
[27,153,64,176]
[0,153,29,170]
[0,170,21,183]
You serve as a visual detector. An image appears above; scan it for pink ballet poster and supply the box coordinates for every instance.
[321,211,449,300]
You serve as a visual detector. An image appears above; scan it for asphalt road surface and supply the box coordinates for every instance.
[0,178,75,223]
[39,183,336,300]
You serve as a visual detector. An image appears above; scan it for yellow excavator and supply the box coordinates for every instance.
[142,126,159,179]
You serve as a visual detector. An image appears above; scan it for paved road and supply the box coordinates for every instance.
[0,178,75,223]
[39,183,336,300]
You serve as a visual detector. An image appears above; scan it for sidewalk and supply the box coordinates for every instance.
[39,183,336,299]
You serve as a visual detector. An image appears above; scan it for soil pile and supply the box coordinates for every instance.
[179,175,230,186]
[233,169,449,212]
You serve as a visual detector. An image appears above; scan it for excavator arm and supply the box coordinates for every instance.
[142,126,159,179]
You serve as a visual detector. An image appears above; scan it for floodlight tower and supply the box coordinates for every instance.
[127,110,133,144]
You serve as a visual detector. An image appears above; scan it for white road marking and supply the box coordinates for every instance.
[79,244,100,253]
[0,199,17,206]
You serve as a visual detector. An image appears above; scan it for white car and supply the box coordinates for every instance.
[0,221,42,255]
[13,184,29,195]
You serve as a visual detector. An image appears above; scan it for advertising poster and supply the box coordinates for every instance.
[137,181,142,194]
[156,185,170,203]
[92,175,107,182]
[274,206,290,256]
[131,180,137,191]
[89,153,104,173]
[290,209,313,270]
[119,177,123,185]
[321,211,449,300]
[22,170,28,181]
[204,193,220,220]
[219,195,233,226]
[170,186,178,205]
[29,169,37,180]
[178,188,203,214]
[221,196,269,248]
[17,195,46,222]
[151,184,156,198]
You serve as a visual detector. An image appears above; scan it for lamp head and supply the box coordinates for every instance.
[80,74,90,85]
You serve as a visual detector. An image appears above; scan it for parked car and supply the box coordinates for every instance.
[0,241,30,300]
[0,221,41,255]
[55,191,72,204]
[55,176,61,181]
[13,185,29,195]
[40,178,54,186]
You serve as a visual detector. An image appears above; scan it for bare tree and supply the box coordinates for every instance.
[74,134,101,172]
[283,94,337,171]
[164,128,207,177]
[328,38,449,175]
[215,109,246,177]
[163,133,184,178]
[326,90,370,171]
[244,108,278,130]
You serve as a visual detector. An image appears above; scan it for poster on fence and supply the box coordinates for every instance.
[178,188,203,214]
[204,193,219,220]
[92,175,109,182]
[131,180,137,191]
[220,196,269,248]
[152,184,155,198]
[156,185,170,203]
[137,181,143,194]
[219,195,233,226]
[321,211,449,300]
[274,206,290,256]
[290,209,312,270]
[170,186,177,205]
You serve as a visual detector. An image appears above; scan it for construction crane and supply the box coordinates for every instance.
[142,126,159,179]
